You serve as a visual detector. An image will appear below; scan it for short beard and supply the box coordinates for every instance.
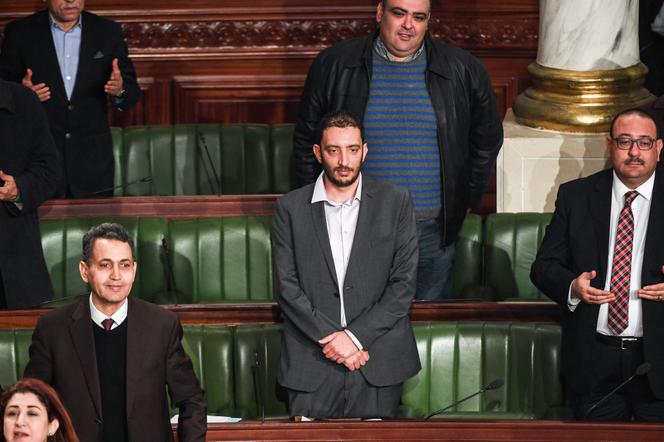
[323,162,363,188]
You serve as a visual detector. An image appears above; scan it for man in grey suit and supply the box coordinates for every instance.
[272,111,420,419]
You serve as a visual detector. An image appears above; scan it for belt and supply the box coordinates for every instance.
[596,333,642,350]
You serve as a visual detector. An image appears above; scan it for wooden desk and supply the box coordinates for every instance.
[181,419,664,441]
[0,301,560,328]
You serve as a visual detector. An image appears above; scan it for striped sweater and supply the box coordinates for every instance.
[362,49,441,220]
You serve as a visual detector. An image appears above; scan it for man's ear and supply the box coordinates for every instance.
[313,144,323,164]
[376,1,384,23]
[79,260,89,284]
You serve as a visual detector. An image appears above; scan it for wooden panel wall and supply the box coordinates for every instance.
[0,0,539,212]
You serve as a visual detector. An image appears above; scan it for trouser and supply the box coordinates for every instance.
[415,218,455,300]
[287,367,402,419]
[570,334,664,421]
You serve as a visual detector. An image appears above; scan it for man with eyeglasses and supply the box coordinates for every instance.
[531,109,664,421]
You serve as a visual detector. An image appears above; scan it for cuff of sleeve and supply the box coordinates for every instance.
[567,283,581,312]
[344,329,363,351]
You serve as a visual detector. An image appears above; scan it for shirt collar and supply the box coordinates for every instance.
[612,170,655,202]
[89,294,128,328]
[49,12,83,31]
[311,172,363,205]
[374,35,425,63]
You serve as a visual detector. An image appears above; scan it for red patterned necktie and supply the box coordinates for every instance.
[102,318,115,331]
[608,190,639,334]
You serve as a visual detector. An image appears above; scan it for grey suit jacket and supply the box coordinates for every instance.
[272,176,421,392]
[24,296,207,442]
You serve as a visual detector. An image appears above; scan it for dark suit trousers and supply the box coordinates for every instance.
[287,366,402,419]
[571,334,664,421]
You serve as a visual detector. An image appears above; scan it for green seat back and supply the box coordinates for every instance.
[39,217,167,305]
[452,214,483,297]
[180,325,235,416]
[483,213,552,301]
[40,217,273,304]
[115,124,295,196]
[233,324,288,418]
[402,322,563,419]
[167,217,273,303]
[0,330,33,388]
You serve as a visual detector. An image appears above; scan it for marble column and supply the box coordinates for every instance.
[513,0,653,133]
[537,0,639,71]
[501,0,653,212]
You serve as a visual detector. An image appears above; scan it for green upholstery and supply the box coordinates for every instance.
[111,124,295,196]
[483,213,552,301]
[0,329,33,388]
[402,322,563,419]
[233,324,288,418]
[0,322,563,419]
[452,213,483,297]
[39,217,273,304]
[180,325,235,416]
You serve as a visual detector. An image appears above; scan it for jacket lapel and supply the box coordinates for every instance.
[69,298,103,420]
[125,297,148,416]
[643,166,664,282]
[310,201,339,287]
[588,170,613,287]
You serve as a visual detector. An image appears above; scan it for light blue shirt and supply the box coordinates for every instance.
[49,14,82,99]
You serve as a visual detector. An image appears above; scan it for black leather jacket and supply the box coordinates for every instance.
[294,31,504,245]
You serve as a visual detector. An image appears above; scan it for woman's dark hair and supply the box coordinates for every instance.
[0,378,80,442]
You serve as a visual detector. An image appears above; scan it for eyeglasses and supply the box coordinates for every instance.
[611,136,657,151]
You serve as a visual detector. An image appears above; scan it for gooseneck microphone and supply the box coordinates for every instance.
[84,176,152,197]
[584,362,651,419]
[424,378,504,420]
[197,132,222,196]
[160,237,181,306]
[252,350,265,421]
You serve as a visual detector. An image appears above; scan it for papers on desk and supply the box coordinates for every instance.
[170,415,242,423]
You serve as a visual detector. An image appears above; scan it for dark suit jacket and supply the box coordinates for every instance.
[272,177,421,392]
[531,166,664,398]
[0,79,59,307]
[0,10,140,197]
[24,296,207,442]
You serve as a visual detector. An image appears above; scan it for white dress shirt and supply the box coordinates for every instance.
[311,172,363,349]
[89,294,128,331]
[568,171,654,337]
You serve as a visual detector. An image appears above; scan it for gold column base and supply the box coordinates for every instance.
[513,63,655,133]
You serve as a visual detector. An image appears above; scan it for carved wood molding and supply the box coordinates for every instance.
[116,16,537,55]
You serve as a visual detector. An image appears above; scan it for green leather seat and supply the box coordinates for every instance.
[402,322,563,419]
[39,217,274,304]
[233,324,288,418]
[0,329,33,388]
[482,213,552,301]
[181,325,235,416]
[452,213,483,297]
[111,124,295,196]
[0,322,563,419]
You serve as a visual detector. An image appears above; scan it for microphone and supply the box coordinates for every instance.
[83,176,152,197]
[424,378,504,420]
[584,362,651,419]
[156,237,181,306]
[252,350,265,421]
[197,132,222,196]
[38,293,87,307]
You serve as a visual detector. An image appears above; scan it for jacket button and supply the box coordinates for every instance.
[65,133,71,140]
[68,104,74,111]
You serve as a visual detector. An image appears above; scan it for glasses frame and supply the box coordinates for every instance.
[611,136,657,151]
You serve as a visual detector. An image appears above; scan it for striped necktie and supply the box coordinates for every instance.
[608,190,639,334]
